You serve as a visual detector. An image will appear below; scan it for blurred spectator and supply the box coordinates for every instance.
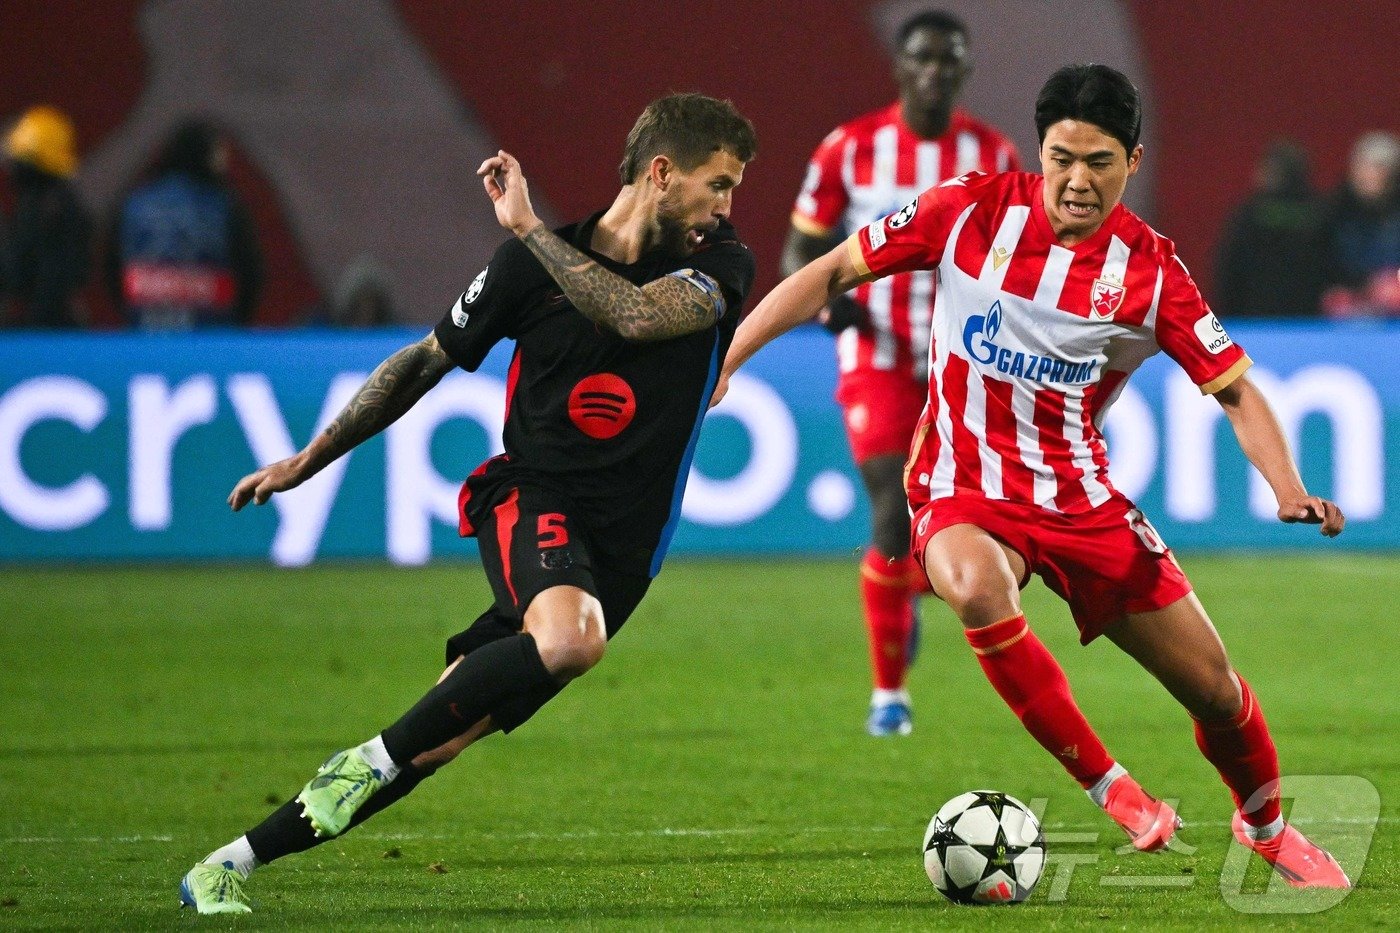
[1321,131,1400,318]
[299,255,398,327]
[1,106,93,328]
[106,119,262,330]
[1215,140,1328,318]
[331,255,396,327]
[0,209,11,315]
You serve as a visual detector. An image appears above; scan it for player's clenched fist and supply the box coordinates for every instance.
[1277,494,1345,537]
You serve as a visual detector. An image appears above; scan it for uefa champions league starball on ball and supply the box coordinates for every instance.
[923,790,1046,905]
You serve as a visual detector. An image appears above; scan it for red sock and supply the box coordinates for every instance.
[1193,674,1282,827]
[965,615,1114,786]
[861,549,916,690]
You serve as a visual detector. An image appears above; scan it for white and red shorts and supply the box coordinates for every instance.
[835,366,927,464]
[911,494,1193,644]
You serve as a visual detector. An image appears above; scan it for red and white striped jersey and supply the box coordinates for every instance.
[848,171,1252,515]
[792,104,1019,381]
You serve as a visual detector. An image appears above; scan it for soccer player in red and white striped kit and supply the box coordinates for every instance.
[722,63,1349,888]
[784,10,1019,736]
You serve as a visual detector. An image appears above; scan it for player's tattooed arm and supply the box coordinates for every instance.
[229,332,455,510]
[318,332,455,459]
[478,148,718,340]
[519,226,719,341]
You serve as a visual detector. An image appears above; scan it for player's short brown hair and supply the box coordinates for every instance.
[618,93,757,184]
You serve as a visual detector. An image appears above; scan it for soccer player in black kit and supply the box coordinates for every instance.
[179,94,757,914]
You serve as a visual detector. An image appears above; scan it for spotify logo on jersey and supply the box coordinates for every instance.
[568,373,636,439]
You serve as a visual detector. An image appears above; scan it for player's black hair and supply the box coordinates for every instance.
[1035,64,1141,155]
[618,93,757,184]
[895,9,969,49]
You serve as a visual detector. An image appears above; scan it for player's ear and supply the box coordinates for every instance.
[648,155,673,191]
[1126,144,1143,176]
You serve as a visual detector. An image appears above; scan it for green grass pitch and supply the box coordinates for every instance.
[1,555,1395,929]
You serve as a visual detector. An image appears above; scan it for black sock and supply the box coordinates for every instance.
[344,762,434,831]
[380,633,555,763]
[245,762,436,864]
[490,679,565,733]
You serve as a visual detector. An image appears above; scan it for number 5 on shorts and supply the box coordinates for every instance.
[537,513,569,548]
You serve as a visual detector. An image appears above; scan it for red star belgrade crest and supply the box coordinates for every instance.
[1090,278,1125,319]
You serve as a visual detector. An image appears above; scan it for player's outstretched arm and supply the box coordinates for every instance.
[712,239,868,406]
[478,150,717,342]
[1215,374,1345,536]
[228,332,455,510]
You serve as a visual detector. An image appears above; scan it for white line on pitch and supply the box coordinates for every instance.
[358,814,1399,842]
[3,815,1391,846]
[2,834,173,844]
[1306,561,1400,579]
[361,825,905,842]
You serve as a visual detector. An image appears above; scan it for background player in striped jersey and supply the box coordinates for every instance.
[720,65,1349,889]
[785,9,1020,737]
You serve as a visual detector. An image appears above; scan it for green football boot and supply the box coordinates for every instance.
[179,861,252,914]
[296,747,388,838]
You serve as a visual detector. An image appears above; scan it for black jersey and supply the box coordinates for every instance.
[434,212,756,578]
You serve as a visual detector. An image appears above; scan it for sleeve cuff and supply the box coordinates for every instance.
[1199,355,1252,394]
[846,234,871,279]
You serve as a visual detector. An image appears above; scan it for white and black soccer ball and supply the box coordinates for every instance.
[923,790,1046,905]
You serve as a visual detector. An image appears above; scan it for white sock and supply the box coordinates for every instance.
[1242,814,1285,842]
[871,687,911,707]
[358,735,401,782]
[203,835,258,879]
[1085,762,1128,808]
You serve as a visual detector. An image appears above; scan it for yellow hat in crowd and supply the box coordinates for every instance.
[5,105,78,178]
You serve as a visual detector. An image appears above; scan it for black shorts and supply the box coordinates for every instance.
[446,479,652,664]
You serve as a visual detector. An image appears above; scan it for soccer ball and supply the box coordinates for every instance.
[923,790,1046,905]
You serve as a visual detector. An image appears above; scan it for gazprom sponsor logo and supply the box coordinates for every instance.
[961,301,1097,385]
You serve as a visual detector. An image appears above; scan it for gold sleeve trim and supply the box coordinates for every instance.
[1199,355,1253,395]
[846,234,872,279]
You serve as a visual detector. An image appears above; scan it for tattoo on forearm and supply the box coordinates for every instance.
[521,226,714,341]
[321,336,452,459]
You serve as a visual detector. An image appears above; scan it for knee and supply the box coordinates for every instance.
[530,604,607,682]
[1189,668,1243,721]
[937,565,1018,628]
[538,629,605,681]
[861,457,911,558]
[870,495,911,559]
